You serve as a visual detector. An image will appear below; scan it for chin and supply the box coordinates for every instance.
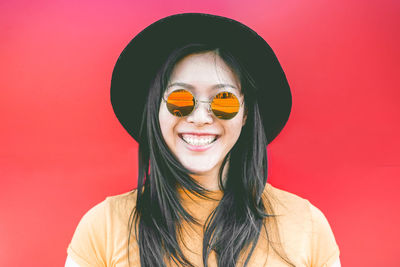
[181,159,217,174]
[185,165,214,174]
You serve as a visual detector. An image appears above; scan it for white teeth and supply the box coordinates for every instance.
[181,134,217,146]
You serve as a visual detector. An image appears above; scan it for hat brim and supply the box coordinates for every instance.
[110,13,292,144]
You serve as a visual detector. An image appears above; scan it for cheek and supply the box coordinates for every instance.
[159,106,178,146]
[231,111,246,132]
[226,113,246,142]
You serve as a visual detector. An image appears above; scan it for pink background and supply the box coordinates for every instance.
[1,0,399,266]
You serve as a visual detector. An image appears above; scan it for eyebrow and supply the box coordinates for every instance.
[167,82,239,91]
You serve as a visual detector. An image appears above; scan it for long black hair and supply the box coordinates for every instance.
[127,43,295,267]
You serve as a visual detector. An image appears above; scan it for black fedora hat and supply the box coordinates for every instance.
[110,13,292,144]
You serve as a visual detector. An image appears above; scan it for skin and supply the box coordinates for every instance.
[159,51,247,191]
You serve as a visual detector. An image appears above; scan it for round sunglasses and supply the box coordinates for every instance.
[162,89,244,120]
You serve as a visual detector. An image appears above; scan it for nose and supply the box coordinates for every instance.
[186,101,213,125]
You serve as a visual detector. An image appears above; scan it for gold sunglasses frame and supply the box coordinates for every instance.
[162,89,245,120]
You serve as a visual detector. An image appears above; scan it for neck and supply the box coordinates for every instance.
[190,160,229,191]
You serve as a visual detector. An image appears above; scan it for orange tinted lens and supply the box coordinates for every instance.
[166,89,195,117]
[211,92,240,120]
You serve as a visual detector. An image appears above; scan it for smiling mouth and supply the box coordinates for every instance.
[179,134,218,146]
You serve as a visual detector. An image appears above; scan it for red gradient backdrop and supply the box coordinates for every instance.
[1,0,399,266]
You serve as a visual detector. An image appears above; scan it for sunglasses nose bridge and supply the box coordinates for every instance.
[196,99,212,114]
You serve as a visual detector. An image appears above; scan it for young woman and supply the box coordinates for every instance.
[66,13,340,267]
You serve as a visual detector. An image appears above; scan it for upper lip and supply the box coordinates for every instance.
[179,132,219,136]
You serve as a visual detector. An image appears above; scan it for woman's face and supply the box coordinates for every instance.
[159,51,247,178]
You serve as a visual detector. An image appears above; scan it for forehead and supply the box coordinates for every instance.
[167,52,241,94]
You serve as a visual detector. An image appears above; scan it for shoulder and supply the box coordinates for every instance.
[66,190,138,267]
[264,183,334,224]
[77,189,138,226]
[263,183,336,230]
[262,183,314,242]
[262,183,340,266]
[263,183,311,216]
[104,189,138,221]
[263,182,336,238]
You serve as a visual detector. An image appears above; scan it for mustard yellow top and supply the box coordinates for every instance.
[67,183,340,267]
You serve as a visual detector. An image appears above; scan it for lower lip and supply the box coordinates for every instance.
[181,138,217,152]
